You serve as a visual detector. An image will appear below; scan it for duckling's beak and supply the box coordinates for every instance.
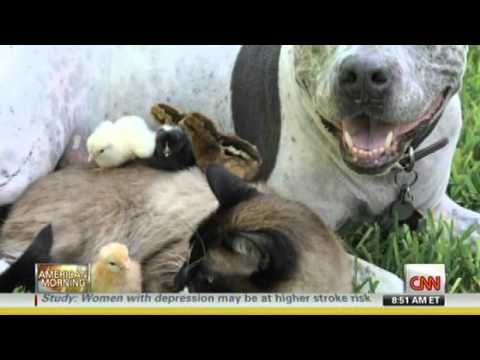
[163,142,171,158]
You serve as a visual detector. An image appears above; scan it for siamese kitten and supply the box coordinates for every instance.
[0,129,352,293]
[175,165,352,293]
[0,165,217,292]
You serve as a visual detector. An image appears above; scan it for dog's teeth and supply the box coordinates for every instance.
[385,132,394,149]
[344,131,353,149]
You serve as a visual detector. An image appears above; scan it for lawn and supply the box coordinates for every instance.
[345,45,480,293]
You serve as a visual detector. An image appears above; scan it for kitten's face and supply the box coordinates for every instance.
[179,197,299,293]
[175,165,335,293]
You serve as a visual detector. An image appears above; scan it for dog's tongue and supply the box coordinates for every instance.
[342,118,399,150]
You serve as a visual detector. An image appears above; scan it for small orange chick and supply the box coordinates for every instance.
[91,243,142,293]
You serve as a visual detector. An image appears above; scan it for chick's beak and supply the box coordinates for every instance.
[88,153,94,163]
[124,260,131,270]
[163,142,171,158]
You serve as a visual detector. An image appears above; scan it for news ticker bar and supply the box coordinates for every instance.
[0,293,479,308]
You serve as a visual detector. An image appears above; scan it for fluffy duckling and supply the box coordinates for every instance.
[91,243,142,293]
[87,116,156,169]
[150,104,262,180]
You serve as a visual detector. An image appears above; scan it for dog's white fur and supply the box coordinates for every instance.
[272,46,465,230]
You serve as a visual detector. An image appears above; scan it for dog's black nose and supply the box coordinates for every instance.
[337,53,393,103]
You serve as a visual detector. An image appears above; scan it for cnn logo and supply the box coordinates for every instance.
[405,264,446,294]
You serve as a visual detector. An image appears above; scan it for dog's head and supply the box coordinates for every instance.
[294,45,468,175]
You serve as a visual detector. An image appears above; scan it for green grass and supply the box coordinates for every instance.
[345,46,480,293]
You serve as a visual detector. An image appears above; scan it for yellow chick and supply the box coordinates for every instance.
[87,116,156,168]
[91,243,142,293]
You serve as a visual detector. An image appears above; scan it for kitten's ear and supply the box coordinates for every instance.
[227,231,298,286]
[0,224,53,293]
[27,224,54,263]
[206,165,257,208]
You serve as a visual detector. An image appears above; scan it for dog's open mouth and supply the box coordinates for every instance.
[321,88,451,175]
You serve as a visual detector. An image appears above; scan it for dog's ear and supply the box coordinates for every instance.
[206,165,257,208]
[225,230,298,287]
